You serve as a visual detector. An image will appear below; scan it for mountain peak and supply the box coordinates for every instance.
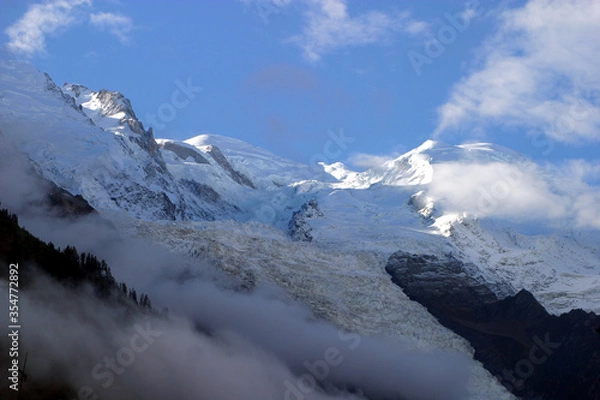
[403,140,527,165]
[62,83,142,133]
[332,139,532,189]
[62,83,92,98]
[415,139,440,152]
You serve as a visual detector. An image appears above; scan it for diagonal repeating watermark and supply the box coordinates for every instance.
[496,332,562,393]
[70,319,163,400]
[472,87,595,218]
[144,78,203,132]
[273,329,361,400]
[408,1,481,76]
[251,127,354,229]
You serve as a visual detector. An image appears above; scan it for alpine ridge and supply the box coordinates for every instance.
[1,58,599,400]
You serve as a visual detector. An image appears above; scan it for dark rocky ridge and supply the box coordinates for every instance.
[179,179,240,220]
[44,75,91,122]
[385,251,600,400]
[46,181,96,218]
[5,148,97,219]
[204,145,256,189]
[62,83,161,157]
[288,198,323,241]
[158,141,210,164]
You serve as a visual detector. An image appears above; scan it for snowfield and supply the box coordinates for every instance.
[116,216,515,399]
[3,58,599,399]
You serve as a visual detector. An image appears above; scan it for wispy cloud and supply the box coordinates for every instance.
[289,0,428,62]
[429,162,568,221]
[560,159,600,184]
[434,0,600,143]
[4,0,91,57]
[4,1,135,57]
[89,12,134,44]
[428,160,600,230]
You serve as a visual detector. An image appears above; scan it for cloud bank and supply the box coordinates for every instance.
[0,224,471,400]
[0,138,471,400]
[0,277,363,400]
[427,160,600,230]
[434,0,600,143]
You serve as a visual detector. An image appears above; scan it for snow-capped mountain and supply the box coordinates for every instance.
[303,139,600,314]
[2,59,599,399]
[0,60,267,221]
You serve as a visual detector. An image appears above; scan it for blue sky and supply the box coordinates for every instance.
[1,0,599,178]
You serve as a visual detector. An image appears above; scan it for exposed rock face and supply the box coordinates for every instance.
[45,76,93,123]
[95,88,137,119]
[386,252,500,314]
[62,83,89,98]
[179,179,240,221]
[158,141,210,164]
[57,81,259,222]
[408,190,436,221]
[129,125,161,157]
[204,145,255,189]
[385,251,600,400]
[288,198,323,242]
[62,83,159,156]
[46,181,96,218]
[180,180,222,204]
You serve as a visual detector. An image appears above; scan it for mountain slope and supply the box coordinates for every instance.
[2,59,599,399]
[0,60,259,221]
[1,59,596,316]
[300,140,600,314]
[386,251,600,400]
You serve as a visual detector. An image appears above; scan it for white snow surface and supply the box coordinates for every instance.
[116,216,515,400]
[3,59,600,399]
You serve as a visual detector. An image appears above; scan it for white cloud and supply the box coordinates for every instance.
[288,0,428,63]
[427,159,600,230]
[429,162,568,221]
[4,1,135,57]
[560,159,600,184]
[241,1,481,63]
[89,12,134,44]
[435,0,600,143]
[4,0,91,57]
[574,191,600,230]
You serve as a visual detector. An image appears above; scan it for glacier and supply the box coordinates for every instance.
[2,58,600,399]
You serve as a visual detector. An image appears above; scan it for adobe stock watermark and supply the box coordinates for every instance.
[408,1,481,76]
[496,332,561,392]
[530,87,596,156]
[251,128,354,227]
[309,128,355,174]
[251,0,286,25]
[252,191,288,227]
[475,163,527,216]
[474,87,596,216]
[144,78,203,131]
[70,320,163,400]
[276,330,361,400]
